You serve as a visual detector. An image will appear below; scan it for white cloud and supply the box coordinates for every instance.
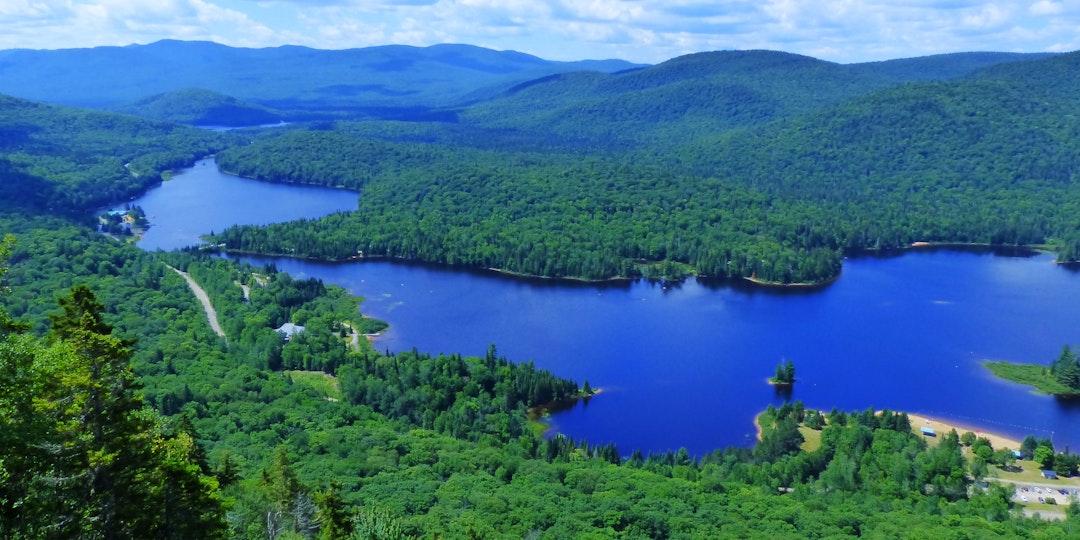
[1029,1,1064,16]
[1,0,1078,62]
[0,0,68,18]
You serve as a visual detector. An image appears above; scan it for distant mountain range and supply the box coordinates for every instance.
[0,40,642,119]
[0,41,1056,128]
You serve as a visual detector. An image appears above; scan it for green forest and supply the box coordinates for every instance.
[0,94,229,211]
[4,224,1080,538]
[206,51,1080,284]
[5,42,1080,537]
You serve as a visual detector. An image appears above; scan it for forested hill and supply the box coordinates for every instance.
[0,94,228,211]
[111,88,283,127]
[210,50,1080,284]
[457,49,1054,147]
[674,50,1080,250]
[848,51,1057,82]
[0,40,643,113]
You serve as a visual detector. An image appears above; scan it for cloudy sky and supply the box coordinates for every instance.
[0,1,1077,64]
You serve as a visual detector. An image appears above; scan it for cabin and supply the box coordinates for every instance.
[1042,470,1059,480]
[920,427,936,437]
[275,322,306,342]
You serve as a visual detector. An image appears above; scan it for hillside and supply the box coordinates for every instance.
[0,94,228,210]
[847,51,1057,83]
[208,51,1080,283]
[111,88,283,127]
[457,50,1052,148]
[0,40,643,114]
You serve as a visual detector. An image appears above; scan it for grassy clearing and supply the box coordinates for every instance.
[1023,502,1066,516]
[286,370,343,401]
[990,461,1080,486]
[799,427,822,453]
[754,410,822,453]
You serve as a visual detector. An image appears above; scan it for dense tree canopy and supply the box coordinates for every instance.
[4,214,1080,538]
[5,46,1080,537]
[0,94,228,211]
[209,52,1080,284]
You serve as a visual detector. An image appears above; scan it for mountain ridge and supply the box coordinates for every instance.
[0,40,645,112]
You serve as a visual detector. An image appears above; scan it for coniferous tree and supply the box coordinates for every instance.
[1051,345,1080,390]
[314,480,353,540]
[1021,435,1039,460]
[40,285,154,538]
[0,281,228,539]
[261,446,309,538]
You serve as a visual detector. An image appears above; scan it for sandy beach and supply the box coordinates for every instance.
[753,410,1024,452]
[905,413,1022,451]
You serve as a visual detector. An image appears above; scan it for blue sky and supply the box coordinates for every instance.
[0,1,1077,64]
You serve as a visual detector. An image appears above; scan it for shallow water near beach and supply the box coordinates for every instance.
[127,160,1080,456]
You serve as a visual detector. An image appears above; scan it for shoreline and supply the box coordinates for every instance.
[527,388,603,421]
[905,412,1022,450]
[983,360,1080,397]
[752,409,1024,451]
[210,245,845,288]
[904,241,1046,254]
[745,271,842,288]
[204,243,1062,291]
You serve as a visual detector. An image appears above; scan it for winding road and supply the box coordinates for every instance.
[167,264,226,340]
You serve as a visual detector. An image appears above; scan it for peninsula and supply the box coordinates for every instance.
[986,345,1080,397]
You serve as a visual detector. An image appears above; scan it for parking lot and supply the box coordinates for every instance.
[1011,484,1078,505]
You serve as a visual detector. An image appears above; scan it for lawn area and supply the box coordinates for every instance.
[800,426,822,453]
[990,461,1080,486]
[754,409,822,453]
[1023,502,1068,516]
[285,370,343,401]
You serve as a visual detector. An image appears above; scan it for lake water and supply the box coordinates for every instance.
[129,160,1080,456]
[113,158,359,251]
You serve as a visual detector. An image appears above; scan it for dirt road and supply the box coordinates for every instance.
[167,265,226,340]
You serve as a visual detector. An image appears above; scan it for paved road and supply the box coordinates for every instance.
[167,265,226,340]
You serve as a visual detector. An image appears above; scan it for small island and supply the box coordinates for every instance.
[769,359,796,386]
[986,345,1080,397]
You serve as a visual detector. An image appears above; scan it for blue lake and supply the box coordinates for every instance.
[128,160,1080,456]
[115,158,359,252]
